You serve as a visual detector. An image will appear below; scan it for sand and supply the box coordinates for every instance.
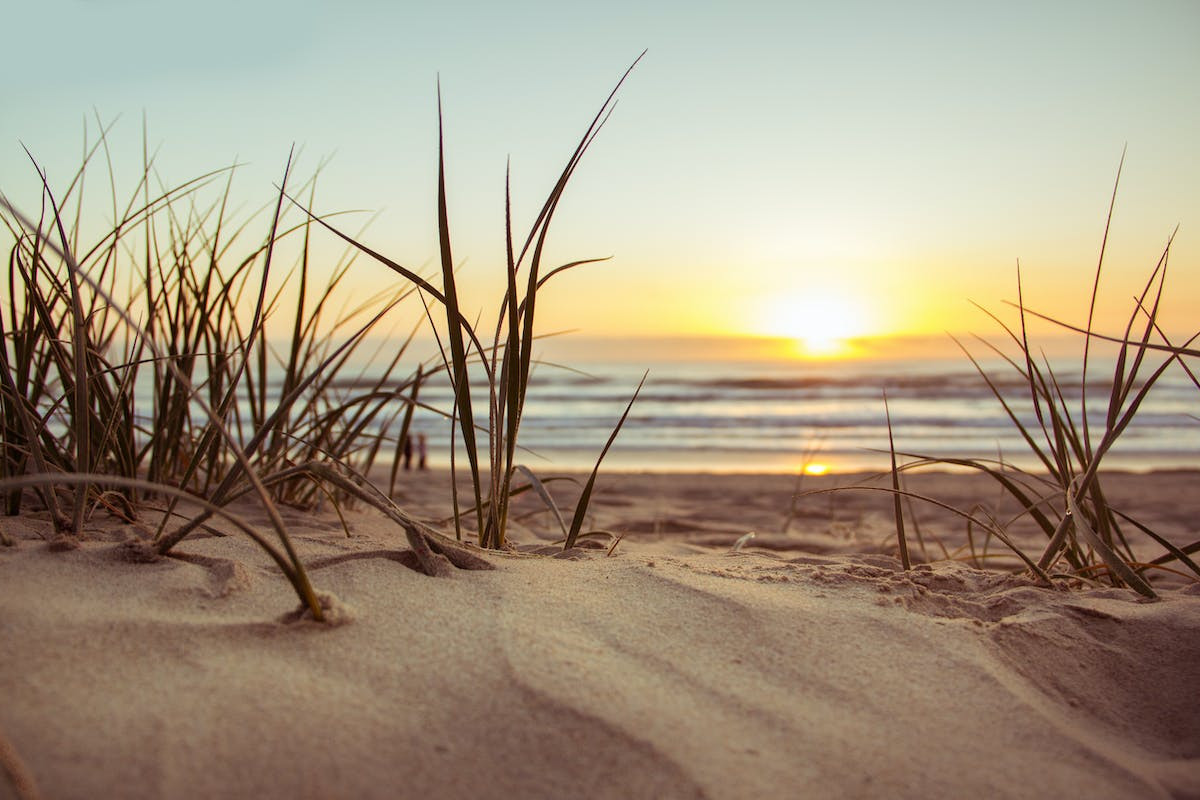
[2,469,1198,799]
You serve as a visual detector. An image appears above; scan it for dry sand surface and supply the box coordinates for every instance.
[2,469,1199,799]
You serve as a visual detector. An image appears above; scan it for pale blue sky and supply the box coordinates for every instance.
[4,0,1199,352]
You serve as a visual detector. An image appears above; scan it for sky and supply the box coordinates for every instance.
[3,0,1199,360]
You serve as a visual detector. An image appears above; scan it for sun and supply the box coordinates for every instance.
[760,291,870,358]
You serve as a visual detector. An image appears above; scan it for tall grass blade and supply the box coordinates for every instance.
[565,371,646,550]
[24,154,90,535]
[515,464,568,539]
[1066,489,1156,598]
[883,391,911,570]
[1112,509,1200,580]
[0,472,316,607]
[434,85,486,545]
[1079,149,1125,458]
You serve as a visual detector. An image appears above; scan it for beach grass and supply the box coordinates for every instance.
[288,53,647,550]
[0,128,445,619]
[0,57,650,621]
[869,164,1200,595]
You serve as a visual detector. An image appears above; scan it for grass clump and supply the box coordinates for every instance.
[0,127,450,619]
[1,59,648,618]
[875,161,1199,596]
[293,53,647,551]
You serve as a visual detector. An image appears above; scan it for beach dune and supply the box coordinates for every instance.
[2,469,1198,799]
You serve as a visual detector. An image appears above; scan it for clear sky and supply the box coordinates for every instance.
[4,0,1198,359]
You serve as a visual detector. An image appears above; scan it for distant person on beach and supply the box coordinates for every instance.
[417,433,428,470]
[403,436,413,471]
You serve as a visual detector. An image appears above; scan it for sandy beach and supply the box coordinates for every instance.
[2,468,1198,799]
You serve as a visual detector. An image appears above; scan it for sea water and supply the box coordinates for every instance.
[394,353,1199,474]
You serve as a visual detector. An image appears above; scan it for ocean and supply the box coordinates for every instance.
[397,352,1200,475]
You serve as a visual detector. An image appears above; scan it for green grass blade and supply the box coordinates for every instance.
[565,371,646,550]
[1080,148,1125,458]
[1066,490,1156,598]
[515,464,568,539]
[25,153,90,535]
[1111,509,1200,580]
[434,84,486,544]
[884,391,911,570]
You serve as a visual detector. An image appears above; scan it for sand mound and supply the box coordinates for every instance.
[2,494,1198,800]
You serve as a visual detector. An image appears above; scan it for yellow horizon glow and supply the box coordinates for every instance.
[757,290,874,359]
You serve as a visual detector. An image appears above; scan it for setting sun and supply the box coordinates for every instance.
[759,292,871,358]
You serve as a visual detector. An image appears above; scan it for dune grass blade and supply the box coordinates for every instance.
[0,302,66,525]
[565,372,646,550]
[1032,282,1180,574]
[510,51,645,271]
[434,87,486,545]
[883,391,911,570]
[490,163,523,550]
[1066,490,1155,598]
[490,56,643,548]
[22,155,91,535]
[295,462,493,572]
[951,334,1062,481]
[890,452,1065,541]
[1017,307,1200,360]
[1080,148,1125,459]
[0,471,314,599]
[1150,539,1200,569]
[389,363,426,496]
[280,194,493,367]
[267,180,316,463]
[495,223,517,538]
[1013,263,1059,475]
[1112,509,1200,580]
[515,464,568,539]
[809,483,1056,585]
